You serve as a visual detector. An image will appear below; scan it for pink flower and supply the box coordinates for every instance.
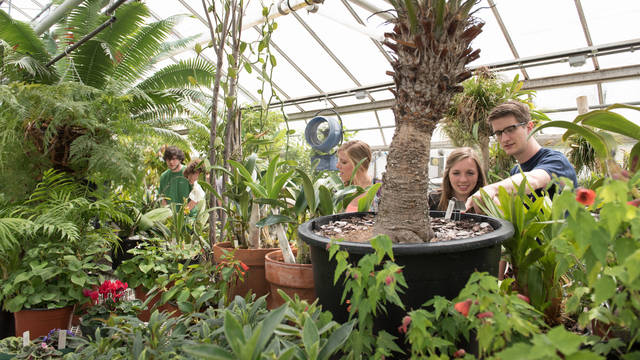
[576,188,596,206]
[517,294,530,303]
[628,199,640,207]
[240,262,249,271]
[397,315,411,334]
[454,299,472,317]
[385,276,393,286]
[476,311,494,319]
[453,349,466,358]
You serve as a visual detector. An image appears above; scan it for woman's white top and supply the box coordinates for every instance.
[189,181,206,203]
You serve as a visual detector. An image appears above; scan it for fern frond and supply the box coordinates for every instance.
[0,10,51,62]
[112,16,177,84]
[136,58,215,90]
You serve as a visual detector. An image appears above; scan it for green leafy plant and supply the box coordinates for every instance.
[328,235,407,359]
[13,328,83,360]
[553,176,640,356]
[114,239,200,291]
[478,177,573,325]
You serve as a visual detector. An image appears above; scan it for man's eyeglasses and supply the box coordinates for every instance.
[491,122,527,138]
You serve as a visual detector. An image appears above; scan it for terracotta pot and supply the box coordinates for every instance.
[212,242,277,300]
[14,306,73,340]
[265,249,315,309]
[135,286,181,322]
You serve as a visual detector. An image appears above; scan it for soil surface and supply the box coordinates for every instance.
[315,214,494,243]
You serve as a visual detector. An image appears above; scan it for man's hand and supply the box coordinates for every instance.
[464,185,498,214]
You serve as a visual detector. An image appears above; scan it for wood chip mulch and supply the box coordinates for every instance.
[315,214,494,243]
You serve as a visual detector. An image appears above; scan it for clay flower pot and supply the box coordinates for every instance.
[265,249,315,309]
[14,306,73,340]
[212,242,277,300]
[134,286,181,322]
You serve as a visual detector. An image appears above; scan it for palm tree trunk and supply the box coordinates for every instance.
[374,122,434,243]
[480,135,490,175]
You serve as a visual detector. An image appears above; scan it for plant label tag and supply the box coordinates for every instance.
[23,331,29,346]
[445,199,455,220]
[233,239,238,248]
[58,330,66,349]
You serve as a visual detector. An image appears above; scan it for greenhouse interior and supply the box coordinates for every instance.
[0,0,639,358]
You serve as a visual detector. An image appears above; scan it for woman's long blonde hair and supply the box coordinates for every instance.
[437,147,487,211]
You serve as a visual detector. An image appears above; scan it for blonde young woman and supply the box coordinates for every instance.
[336,140,374,213]
[428,147,487,212]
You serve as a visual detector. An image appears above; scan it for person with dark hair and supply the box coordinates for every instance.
[159,146,191,207]
[183,159,206,216]
[465,100,577,212]
[337,140,374,212]
[429,147,486,212]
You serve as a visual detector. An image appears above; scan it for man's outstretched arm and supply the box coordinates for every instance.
[465,169,551,213]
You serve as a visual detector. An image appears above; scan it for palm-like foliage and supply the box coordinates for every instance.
[0,1,216,198]
[374,0,484,243]
[443,71,539,173]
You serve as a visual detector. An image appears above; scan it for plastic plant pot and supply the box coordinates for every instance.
[298,211,514,329]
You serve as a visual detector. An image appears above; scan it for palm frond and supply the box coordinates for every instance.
[98,2,148,50]
[65,0,110,38]
[112,16,177,84]
[150,33,201,65]
[68,39,114,88]
[0,10,51,63]
[136,58,215,90]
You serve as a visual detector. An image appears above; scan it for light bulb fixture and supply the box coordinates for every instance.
[568,54,587,67]
[354,90,367,99]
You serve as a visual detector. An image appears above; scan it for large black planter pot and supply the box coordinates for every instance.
[111,235,146,270]
[299,211,514,330]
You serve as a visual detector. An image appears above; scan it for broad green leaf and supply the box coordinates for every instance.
[255,305,287,355]
[580,110,640,140]
[318,320,355,360]
[223,311,245,355]
[593,275,616,304]
[370,234,393,262]
[317,185,335,216]
[302,313,320,351]
[357,182,381,212]
[256,214,295,227]
[532,121,607,158]
[546,326,584,355]
[295,169,316,214]
[182,344,234,360]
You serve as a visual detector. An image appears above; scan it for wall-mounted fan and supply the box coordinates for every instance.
[304,109,343,171]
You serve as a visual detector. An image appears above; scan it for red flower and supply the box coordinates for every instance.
[453,349,466,358]
[347,305,352,312]
[396,268,403,274]
[397,315,411,334]
[385,276,393,286]
[517,294,530,303]
[83,289,91,297]
[89,290,99,303]
[352,272,359,280]
[454,299,472,317]
[240,262,249,271]
[325,243,331,250]
[476,311,494,319]
[628,199,640,207]
[576,188,596,206]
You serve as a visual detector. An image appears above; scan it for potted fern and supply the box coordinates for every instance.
[0,170,119,339]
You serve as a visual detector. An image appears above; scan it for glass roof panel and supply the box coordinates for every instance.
[467,1,515,66]
[581,0,640,45]
[493,0,586,58]
[534,84,599,111]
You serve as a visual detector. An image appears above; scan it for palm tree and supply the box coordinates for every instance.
[373,0,484,243]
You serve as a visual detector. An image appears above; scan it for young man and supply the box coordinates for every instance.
[159,146,191,207]
[465,100,577,212]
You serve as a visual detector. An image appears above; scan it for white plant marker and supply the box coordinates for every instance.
[58,329,66,349]
[445,199,456,220]
[22,331,29,346]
